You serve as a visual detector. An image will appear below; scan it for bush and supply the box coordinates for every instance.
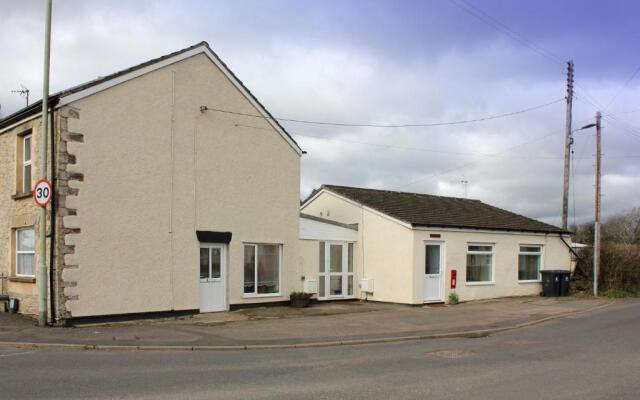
[573,242,640,295]
[448,291,459,305]
[289,291,312,300]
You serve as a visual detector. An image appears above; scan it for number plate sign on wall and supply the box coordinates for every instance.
[33,179,52,207]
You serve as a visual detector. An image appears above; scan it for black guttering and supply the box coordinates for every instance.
[411,223,571,236]
[0,97,60,131]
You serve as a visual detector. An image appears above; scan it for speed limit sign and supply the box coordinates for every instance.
[33,179,52,207]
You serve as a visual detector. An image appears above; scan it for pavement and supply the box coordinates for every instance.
[1,298,638,400]
[0,296,611,350]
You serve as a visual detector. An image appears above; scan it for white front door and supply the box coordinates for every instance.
[199,244,227,312]
[424,243,443,303]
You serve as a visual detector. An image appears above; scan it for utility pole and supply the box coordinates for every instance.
[561,61,574,230]
[593,111,602,296]
[38,0,52,327]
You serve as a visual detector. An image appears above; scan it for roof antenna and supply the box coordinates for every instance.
[458,178,469,198]
[11,84,30,107]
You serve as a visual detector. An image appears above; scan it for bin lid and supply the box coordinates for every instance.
[540,269,570,274]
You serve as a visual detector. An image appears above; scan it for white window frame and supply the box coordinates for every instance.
[318,241,356,300]
[16,227,35,277]
[518,244,544,283]
[242,243,282,298]
[22,134,32,193]
[465,243,495,285]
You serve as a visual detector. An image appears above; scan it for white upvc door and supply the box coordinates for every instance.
[318,242,355,300]
[199,244,227,312]
[424,242,444,303]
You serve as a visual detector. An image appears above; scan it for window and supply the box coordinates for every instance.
[519,245,542,281]
[17,133,33,193]
[16,227,35,277]
[244,244,281,295]
[466,244,494,283]
[318,241,355,299]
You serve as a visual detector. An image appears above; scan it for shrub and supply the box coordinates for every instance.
[448,292,460,305]
[573,242,640,295]
[289,291,312,300]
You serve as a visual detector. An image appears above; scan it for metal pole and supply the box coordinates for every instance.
[38,0,52,327]
[593,111,602,297]
[561,61,574,230]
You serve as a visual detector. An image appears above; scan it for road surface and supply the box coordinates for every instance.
[1,299,638,399]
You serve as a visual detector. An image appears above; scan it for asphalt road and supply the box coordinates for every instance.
[1,300,638,400]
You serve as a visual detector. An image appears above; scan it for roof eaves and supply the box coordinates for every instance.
[411,222,568,235]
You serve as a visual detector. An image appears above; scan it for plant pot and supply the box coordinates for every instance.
[290,297,310,308]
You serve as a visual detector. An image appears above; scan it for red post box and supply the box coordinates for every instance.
[451,269,457,289]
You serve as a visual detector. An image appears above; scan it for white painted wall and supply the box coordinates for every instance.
[412,228,571,303]
[302,189,572,305]
[61,53,300,317]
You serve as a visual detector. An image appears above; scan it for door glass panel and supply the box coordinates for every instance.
[319,276,326,298]
[425,245,440,274]
[347,276,353,296]
[319,242,325,273]
[330,276,342,296]
[211,248,221,278]
[200,248,209,279]
[348,243,354,272]
[330,244,342,273]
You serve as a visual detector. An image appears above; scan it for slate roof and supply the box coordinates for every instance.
[0,41,301,152]
[310,184,567,234]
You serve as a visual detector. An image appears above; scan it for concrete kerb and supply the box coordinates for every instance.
[0,301,614,352]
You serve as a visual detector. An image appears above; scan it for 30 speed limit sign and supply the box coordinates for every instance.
[33,179,52,207]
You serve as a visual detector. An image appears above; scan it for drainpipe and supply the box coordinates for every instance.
[49,106,57,324]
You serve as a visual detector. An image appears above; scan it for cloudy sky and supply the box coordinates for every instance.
[2,0,639,226]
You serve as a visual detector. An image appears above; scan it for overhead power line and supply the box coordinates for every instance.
[449,0,564,65]
[603,63,640,111]
[390,117,602,190]
[200,98,563,128]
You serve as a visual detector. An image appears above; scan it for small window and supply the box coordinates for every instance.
[16,227,35,277]
[519,245,542,281]
[244,244,281,295]
[466,244,493,283]
[17,133,33,194]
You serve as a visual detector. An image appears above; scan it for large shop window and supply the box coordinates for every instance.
[518,245,542,281]
[16,227,35,277]
[244,244,281,295]
[466,244,494,283]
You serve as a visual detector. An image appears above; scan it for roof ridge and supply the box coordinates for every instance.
[322,184,480,202]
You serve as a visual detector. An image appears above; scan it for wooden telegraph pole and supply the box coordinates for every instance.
[593,111,602,296]
[561,61,574,230]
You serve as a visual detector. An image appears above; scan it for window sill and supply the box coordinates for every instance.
[11,191,33,200]
[518,280,542,284]
[465,282,495,286]
[8,276,36,283]
[242,293,282,299]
